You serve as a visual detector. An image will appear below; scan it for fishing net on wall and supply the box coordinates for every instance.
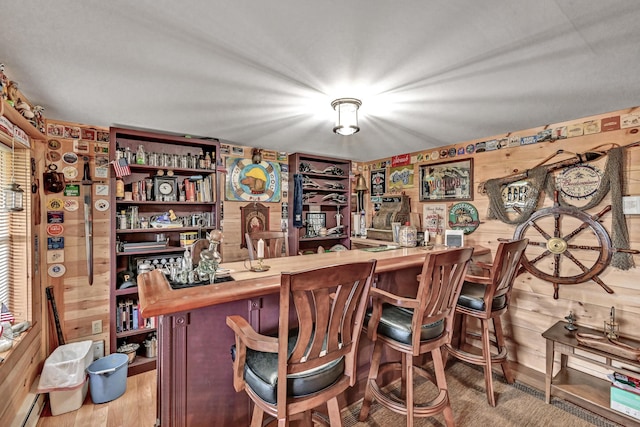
[484,146,633,270]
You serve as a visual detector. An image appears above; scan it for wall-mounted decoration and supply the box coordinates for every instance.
[419,158,473,202]
[556,164,602,200]
[388,165,414,192]
[81,128,96,140]
[422,203,446,239]
[501,180,533,211]
[370,169,386,196]
[391,153,411,167]
[239,202,270,248]
[225,157,281,202]
[96,130,110,142]
[448,202,479,234]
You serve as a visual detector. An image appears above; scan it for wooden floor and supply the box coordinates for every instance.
[34,362,545,427]
[36,370,157,427]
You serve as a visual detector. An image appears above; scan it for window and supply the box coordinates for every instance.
[0,141,31,329]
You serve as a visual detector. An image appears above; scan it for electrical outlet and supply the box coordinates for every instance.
[92,340,104,360]
[92,319,102,335]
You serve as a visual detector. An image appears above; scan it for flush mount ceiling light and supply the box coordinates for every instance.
[331,98,361,136]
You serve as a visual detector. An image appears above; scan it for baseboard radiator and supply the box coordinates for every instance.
[11,380,46,427]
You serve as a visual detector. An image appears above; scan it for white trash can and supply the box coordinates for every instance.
[37,340,93,415]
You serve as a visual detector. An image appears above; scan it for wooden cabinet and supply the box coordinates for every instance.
[156,293,283,426]
[287,153,351,255]
[543,321,640,426]
[109,127,219,375]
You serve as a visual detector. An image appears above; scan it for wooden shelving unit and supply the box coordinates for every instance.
[109,127,219,375]
[287,153,352,255]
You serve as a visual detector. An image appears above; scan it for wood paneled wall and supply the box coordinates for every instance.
[37,120,111,352]
[361,107,640,374]
[218,147,288,262]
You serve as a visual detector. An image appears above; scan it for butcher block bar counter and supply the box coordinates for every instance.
[137,245,488,427]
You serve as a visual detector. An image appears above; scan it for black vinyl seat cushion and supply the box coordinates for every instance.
[366,305,444,345]
[456,281,507,312]
[230,329,345,404]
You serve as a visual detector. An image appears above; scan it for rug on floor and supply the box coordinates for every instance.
[341,361,623,426]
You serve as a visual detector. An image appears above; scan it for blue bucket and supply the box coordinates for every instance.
[87,353,129,404]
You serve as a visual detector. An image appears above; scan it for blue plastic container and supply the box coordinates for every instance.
[87,353,129,404]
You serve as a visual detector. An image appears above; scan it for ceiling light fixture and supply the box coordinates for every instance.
[331,98,361,136]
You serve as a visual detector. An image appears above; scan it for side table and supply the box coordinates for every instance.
[542,321,640,426]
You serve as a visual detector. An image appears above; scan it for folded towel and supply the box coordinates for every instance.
[293,174,304,227]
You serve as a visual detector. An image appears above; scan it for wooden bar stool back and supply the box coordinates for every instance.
[445,238,528,406]
[359,247,474,427]
[245,230,289,260]
[227,259,377,427]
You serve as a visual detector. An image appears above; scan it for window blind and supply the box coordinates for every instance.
[0,142,31,322]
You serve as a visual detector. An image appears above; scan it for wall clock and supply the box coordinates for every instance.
[154,176,177,201]
[556,164,602,200]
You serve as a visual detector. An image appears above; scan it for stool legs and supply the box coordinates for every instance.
[449,314,512,407]
[433,346,455,427]
[358,340,382,421]
[359,340,455,427]
[251,405,264,427]
[493,316,514,383]
[326,397,342,426]
[480,318,496,406]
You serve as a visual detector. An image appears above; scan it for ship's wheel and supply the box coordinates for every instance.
[513,194,615,299]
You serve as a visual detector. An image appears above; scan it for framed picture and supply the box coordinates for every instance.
[305,212,326,237]
[422,203,447,238]
[419,158,473,202]
[370,169,386,196]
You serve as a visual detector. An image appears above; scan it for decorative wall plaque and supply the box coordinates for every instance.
[370,169,386,196]
[556,164,602,200]
[226,157,281,202]
[448,202,479,234]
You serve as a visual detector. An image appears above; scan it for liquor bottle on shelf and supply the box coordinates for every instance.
[136,145,146,165]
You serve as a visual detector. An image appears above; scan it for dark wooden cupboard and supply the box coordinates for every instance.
[109,127,219,375]
[287,153,352,255]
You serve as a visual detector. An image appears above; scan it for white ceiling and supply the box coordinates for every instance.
[2,1,640,161]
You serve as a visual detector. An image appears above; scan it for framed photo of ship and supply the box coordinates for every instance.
[419,158,473,202]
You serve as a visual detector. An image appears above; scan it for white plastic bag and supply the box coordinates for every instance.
[37,340,93,392]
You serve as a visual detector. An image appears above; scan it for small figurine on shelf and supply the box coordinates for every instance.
[604,306,619,339]
[564,311,577,331]
[31,105,46,134]
[6,80,19,107]
[15,100,34,120]
[0,64,8,100]
[151,210,183,229]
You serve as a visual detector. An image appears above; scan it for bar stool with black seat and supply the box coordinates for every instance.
[245,230,289,260]
[358,247,474,427]
[444,238,528,407]
[227,259,377,427]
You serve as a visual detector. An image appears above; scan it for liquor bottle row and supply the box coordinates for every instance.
[116,144,216,170]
